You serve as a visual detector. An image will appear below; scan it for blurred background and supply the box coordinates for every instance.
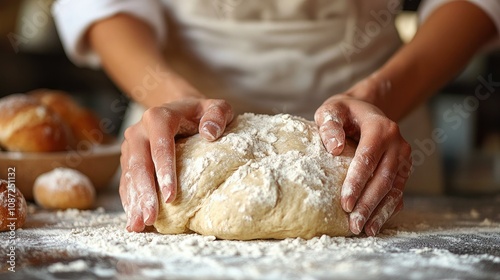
[0,0,125,136]
[0,0,499,194]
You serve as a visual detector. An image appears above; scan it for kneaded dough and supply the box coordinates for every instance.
[154,113,355,240]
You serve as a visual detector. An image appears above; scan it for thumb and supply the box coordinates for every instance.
[315,108,346,156]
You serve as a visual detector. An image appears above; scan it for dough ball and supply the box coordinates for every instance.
[154,113,355,240]
[33,168,95,210]
[0,179,28,231]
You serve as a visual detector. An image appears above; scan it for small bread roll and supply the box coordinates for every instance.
[33,168,95,210]
[0,94,71,152]
[30,89,108,145]
[0,179,28,232]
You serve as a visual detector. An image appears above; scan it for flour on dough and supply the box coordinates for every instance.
[154,113,354,240]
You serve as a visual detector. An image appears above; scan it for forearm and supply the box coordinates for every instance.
[353,1,497,121]
[87,14,203,108]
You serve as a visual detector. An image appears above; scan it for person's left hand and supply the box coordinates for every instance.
[314,90,412,236]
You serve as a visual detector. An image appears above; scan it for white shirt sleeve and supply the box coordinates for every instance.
[419,0,500,49]
[52,0,167,68]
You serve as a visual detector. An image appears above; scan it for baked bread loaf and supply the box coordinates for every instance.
[0,90,111,152]
[30,89,108,145]
[0,179,28,232]
[33,168,95,210]
[0,94,71,152]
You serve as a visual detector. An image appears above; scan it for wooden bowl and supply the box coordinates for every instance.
[0,143,121,200]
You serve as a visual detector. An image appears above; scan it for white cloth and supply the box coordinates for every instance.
[52,0,500,69]
[53,0,403,117]
[419,0,500,48]
[52,0,499,195]
[52,0,167,67]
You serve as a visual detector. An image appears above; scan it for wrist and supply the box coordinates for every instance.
[130,66,205,108]
[343,73,391,112]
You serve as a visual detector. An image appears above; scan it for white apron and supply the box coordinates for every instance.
[122,0,444,194]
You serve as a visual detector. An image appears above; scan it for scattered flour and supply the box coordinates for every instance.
[47,260,89,273]
[5,200,499,279]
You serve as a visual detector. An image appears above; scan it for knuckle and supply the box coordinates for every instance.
[378,171,394,193]
[120,139,127,151]
[394,174,409,189]
[390,187,404,199]
[385,120,400,136]
[401,141,412,156]
[346,177,365,195]
[142,107,159,123]
[355,203,373,218]
[208,106,224,118]
[123,125,138,140]
[210,98,229,107]
[143,106,175,124]
[207,99,232,116]
[208,99,231,113]
[119,153,127,168]
[358,150,377,169]
[376,120,400,143]
[314,107,328,122]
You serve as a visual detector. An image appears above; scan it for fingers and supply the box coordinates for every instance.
[119,98,234,232]
[314,106,346,155]
[142,107,182,203]
[345,122,410,235]
[363,153,411,236]
[341,127,387,214]
[199,99,234,141]
[120,128,159,232]
[348,151,398,235]
[352,138,411,236]
[364,187,404,236]
[145,99,233,205]
[316,94,412,236]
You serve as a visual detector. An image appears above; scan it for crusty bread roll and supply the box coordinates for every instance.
[0,94,71,152]
[33,168,95,210]
[29,89,108,145]
[0,179,28,232]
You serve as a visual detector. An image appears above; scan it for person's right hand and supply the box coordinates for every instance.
[119,98,234,232]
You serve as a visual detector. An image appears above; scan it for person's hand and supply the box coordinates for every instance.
[314,85,412,236]
[120,98,233,232]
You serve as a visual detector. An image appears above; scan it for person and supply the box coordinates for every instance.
[52,0,499,236]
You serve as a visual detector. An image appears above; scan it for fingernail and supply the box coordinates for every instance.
[202,121,221,141]
[125,219,131,231]
[344,196,356,213]
[355,219,365,235]
[143,209,151,224]
[341,185,355,212]
[350,212,365,235]
[162,187,172,203]
[351,224,361,235]
[326,138,339,153]
[367,222,380,236]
